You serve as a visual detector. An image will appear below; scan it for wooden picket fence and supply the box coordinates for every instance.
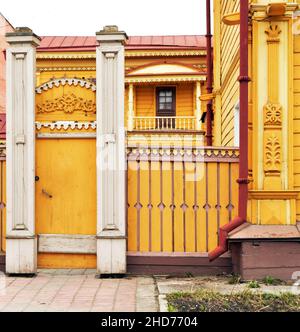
[127,145,240,253]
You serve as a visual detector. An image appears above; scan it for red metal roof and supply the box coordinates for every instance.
[38,35,206,52]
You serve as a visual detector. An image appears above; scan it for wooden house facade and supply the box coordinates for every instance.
[0,1,300,280]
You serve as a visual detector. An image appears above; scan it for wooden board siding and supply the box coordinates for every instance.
[221,63,240,146]
[294,19,300,221]
[215,0,240,146]
[135,86,156,117]
[176,84,194,117]
[135,84,195,118]
[220,0,240,85]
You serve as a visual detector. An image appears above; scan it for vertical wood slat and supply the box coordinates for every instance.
[185,161,196,252]
[162,161,172,252]
[139,161,149,252]
[151,161,161,252]
[196,162,207,252]
[127,148,240,254]
[174,162,184,252]
[127,161,138,251]
[207,163,218,252]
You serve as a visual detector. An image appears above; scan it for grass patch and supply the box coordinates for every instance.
[166,289,300,312]
[227,274,242,285]
[262,276,285,286]
[247,280,260,289]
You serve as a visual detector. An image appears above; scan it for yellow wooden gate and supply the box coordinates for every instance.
[35,79,97,268]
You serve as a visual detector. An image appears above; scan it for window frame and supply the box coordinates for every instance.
[156,87,176,117]
[234,101,240,147]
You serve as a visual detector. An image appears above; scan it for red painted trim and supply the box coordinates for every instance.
[209,0,249,261]
[208,217,244,260]
[206,0,213,146]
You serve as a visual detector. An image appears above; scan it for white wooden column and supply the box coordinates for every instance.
[96,26,128,275]
[195,81,202,130]
[5,28,40,274]
[127,83,134,131]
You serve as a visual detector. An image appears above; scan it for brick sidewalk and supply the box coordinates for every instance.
[0,270,158,312]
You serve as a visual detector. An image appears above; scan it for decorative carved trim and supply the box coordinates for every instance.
[0,144,6,160]
[35,121,97,130]
[251,3,298,17]
[125,50,207,57]
[127,146,239,163]
[37,133,96,139]
[35,78,96,94]
[37,67,96,72]
[265,24,282,43]
[249,190,300,200]
[37,53,96,59]
[264,102,282,127]
[264,134,281,175]
[36,93,96,115]
[125,76,206,84]
[36,50,207,60]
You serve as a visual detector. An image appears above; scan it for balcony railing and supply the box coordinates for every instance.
[131,116,200,131]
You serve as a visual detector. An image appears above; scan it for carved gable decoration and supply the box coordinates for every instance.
[127,63,201,76]
[36,93,96,115]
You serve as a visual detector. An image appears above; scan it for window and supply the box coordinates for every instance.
[234,101,240,147]
[156,87,176,116]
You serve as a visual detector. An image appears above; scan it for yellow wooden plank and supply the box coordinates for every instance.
[38,253,96,269]
[196,162,207,252]
[151,161,161,252]
[220,163,230,227]
[127,160,138,251]
[162,162,173,252]
[231,163,239,220]
[174,162,184,252]
[139,161,150,252]
[185,162,196,252]
[207,163,218,251]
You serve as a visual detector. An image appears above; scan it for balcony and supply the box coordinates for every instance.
[131,116,201,131]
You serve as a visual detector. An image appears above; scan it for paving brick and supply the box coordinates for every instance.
[0,270,158,312]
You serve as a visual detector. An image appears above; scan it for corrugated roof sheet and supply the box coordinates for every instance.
[38,35,206,51]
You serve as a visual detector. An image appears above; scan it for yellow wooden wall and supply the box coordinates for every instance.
[133,84,195,117]
[214,0,240,146]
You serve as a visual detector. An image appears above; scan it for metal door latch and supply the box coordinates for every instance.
[104,134,116,144]
[42,189,53,199]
